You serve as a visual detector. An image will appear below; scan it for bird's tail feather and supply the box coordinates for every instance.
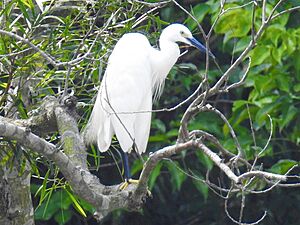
[82,92,102,146]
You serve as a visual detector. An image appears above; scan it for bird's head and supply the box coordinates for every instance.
[160,23,215,59]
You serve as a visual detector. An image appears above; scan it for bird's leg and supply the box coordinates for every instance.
[123,151,131,181]
[119,151,139,191]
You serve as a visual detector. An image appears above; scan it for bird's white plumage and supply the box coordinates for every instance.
[84,24,202,154]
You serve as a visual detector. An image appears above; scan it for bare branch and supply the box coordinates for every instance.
[271,6,300,20]
[262,0,267,22]
[225,189,268,225]
[247,102,257,148]
[258,115,273,157]
[132,0,171,8]
[249,114,272,172]
[239,191,246,224]
[132,140,196,205]
[200,104,244,158]
[196,141,239,183]
[190,130,234,157]
[107,78,206,115]
[238,171,287,183]
[189,130,251,167]
[171,0,206,38]
[251,1,257,42]
[250,165,299,194]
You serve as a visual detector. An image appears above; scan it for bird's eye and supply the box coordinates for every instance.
[180,31,185,35]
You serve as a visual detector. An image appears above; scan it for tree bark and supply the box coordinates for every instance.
[0,155,34,225]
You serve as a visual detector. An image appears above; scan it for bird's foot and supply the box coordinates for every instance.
[146,188,152,198]
[119,178,139,191]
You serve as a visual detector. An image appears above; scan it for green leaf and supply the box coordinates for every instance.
[214,6,251,42]
[251,75,276,98]
[149,134,168,142]
[234,36,251,53]
[268,159,298,174]
[275,73,291,93]
[232,100,249,112]
[149,162,162,190]
[264,24,285,46]
[189,112,223,137]
[131,159,143,176]
[77,199,95,214]
[37,169,50,203]
[20,0,33,8]
[255,97,283,127]
[293,83,300,92]
[185,3,211,30]
[249,45,270,67]
[35,190,72,221]
[271,44,286,64]
[230,106,257,132]
[65,189,87,217]
[294,50,300,78]
[195,151,213,170]
[35,195,57,220]
[17,0,30,21]
[54,210,72,225]
[275,12,289,27]
[90,144,100,170]
[166,129,178,138]
[192,178,209,201]
[16,98,28,119]
[0,0,15,18]
[152,119,166,133]
[164,161,187,191]
[279,105,298,130]
[253,95,278,108]
[282,31,297,55]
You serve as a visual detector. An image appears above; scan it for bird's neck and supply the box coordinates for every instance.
[151,40,180,98]
[158,40,180,73]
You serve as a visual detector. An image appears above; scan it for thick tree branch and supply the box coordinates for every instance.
[0,116,133,220]
[54,95,87,168]
[131,140,196,207]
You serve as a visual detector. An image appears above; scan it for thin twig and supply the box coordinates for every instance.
[104,79,206,115]
[247,103,257,148]
[226,57,251,90]
[171,0,206,39]
[251,115,273,171]
[132,0,171,7]
[271,6,300,20]
[262,0,267,22]
[239,190,246,223]
[200,104,244,158]
[249,165,298,194]
[251,1,257,42]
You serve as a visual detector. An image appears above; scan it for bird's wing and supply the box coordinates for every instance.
[133,90,152,154]
[87,33,154,153]
[83,85,112,149]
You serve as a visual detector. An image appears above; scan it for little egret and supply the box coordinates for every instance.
[84,23,214,189]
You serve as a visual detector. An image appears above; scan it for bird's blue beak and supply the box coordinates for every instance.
[187,37,215,59]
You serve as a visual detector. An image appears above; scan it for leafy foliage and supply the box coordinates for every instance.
[1,0,300,225]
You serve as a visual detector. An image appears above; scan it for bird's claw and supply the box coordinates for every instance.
[119,179,139,191]
[146,188,152,198]
[119,181,129,191]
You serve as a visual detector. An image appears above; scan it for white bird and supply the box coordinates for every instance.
[84,23,214,186]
